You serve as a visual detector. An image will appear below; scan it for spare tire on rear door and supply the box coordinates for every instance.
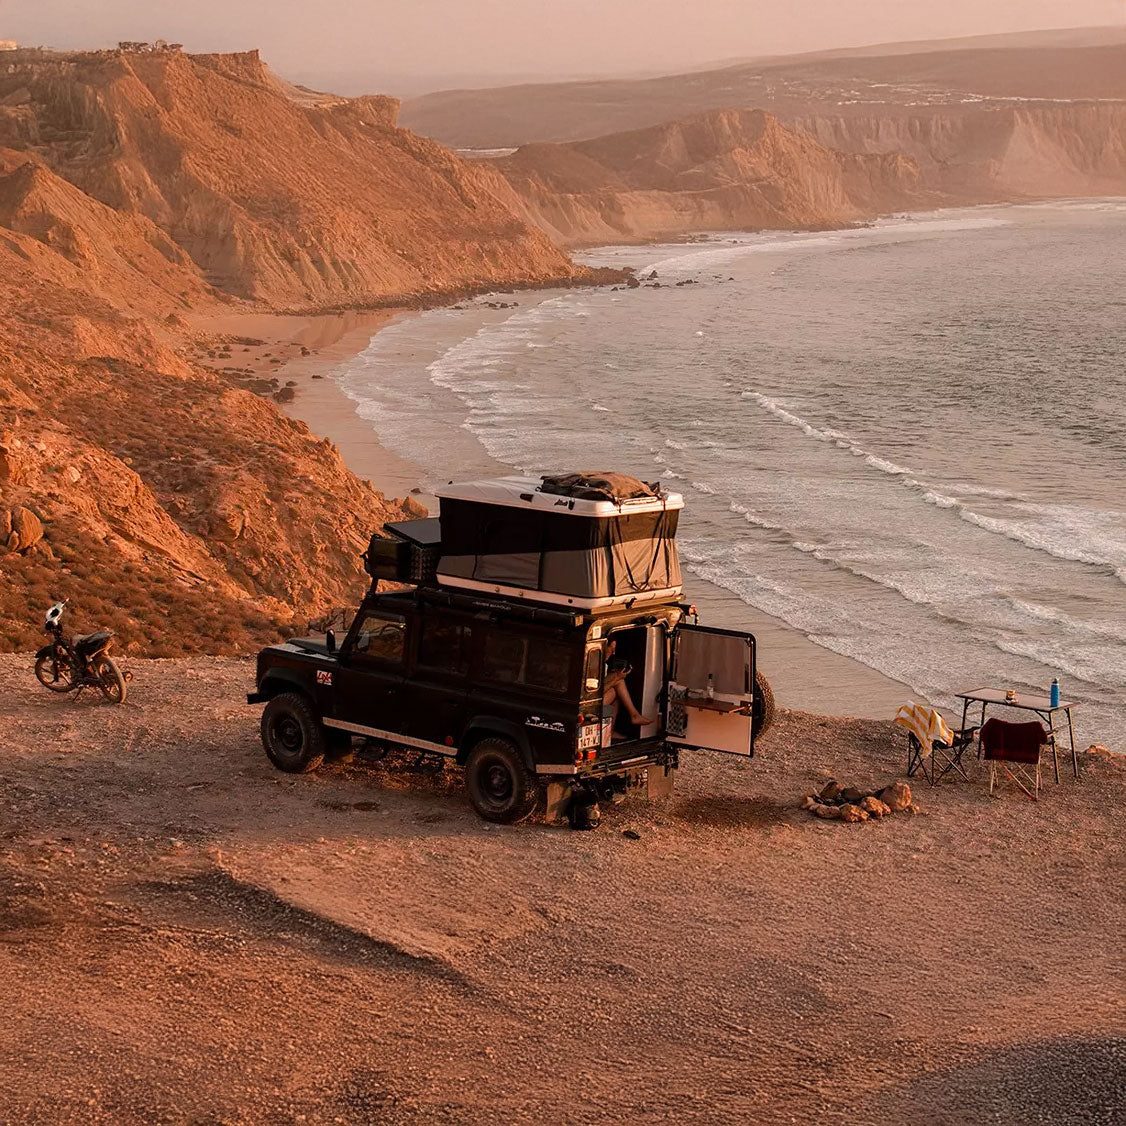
[753,670,775,739]
[465,737,539,823]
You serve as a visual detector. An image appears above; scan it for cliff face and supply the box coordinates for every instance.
[794,103,1126,202]
[0,48,578,308]
[495,110,931,246]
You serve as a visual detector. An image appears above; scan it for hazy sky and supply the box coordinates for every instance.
[4,0,1125,93]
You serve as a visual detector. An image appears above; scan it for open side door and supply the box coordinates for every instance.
[665,623,756,757]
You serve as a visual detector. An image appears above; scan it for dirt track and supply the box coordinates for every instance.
[1,655,1122,1124]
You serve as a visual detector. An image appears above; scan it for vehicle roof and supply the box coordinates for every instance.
[365,583,684,630]
[435,475,684,518]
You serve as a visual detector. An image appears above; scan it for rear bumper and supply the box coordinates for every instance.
[577,741,675,779]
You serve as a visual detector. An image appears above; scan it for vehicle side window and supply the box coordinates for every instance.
[480,632,572,695]
[482,632,525,684]
[352,613,406,664]
[525,639,572,694]
[419,618,471,675]
[583,647,603,693]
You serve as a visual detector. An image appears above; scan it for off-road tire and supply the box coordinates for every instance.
[34,648,75,693]
[465,738,538,824]
[753,670,776,739]
[261,692,327,774]
[93,656,127,704]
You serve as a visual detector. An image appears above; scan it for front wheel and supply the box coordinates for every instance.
[464,738,538,824]
[261,693,326,774]
[94,656,128,704]
[35,647,76,693]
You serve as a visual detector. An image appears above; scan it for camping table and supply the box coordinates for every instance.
[955,688,1079,783]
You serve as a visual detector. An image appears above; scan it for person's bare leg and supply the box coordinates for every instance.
[615,680,654,727]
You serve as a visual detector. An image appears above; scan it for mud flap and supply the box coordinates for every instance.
[544,781,571,823]
[646,763,677,800]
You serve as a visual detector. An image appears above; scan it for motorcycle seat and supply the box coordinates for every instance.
[74,630,112,652]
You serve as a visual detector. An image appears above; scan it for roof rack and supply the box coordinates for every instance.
[369,581,587,628]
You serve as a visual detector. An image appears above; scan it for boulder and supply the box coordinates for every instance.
[0,438,27,483]
[878,781,913,812]
[1086,744,1111,757]
[801,794,817,810]
[838,803,869,823]
[860,796,891,818]
[840,786,866,803]
[810,802,841,820]
[7,506,43,552]
[401,496,428,519]
[819,779,843,802]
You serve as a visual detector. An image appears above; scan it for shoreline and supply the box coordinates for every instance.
[198,300,924,721]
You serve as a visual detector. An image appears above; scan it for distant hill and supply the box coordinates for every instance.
[401,34,1126,148]
[494,109,930,247]
[494,101,1126,247]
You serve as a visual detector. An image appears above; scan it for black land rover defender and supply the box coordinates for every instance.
[248,581,775,824]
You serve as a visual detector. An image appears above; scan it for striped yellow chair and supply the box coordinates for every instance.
[895,702,978,785]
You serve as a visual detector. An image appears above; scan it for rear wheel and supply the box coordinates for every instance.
[35,648,75,693]
[261,693,326,774]
[93,656,127,704]
[465,738,538,824]
[753,670,776,738]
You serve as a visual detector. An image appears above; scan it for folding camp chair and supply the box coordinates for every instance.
[896,703,977,785]
[981,718,1051,801]
[905,727,979,784]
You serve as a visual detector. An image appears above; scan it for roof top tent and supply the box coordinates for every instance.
[434,473,684,610]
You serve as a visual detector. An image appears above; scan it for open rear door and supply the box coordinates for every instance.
[665,624,756,756]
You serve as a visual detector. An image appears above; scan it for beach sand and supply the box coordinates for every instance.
[194,309,924,720]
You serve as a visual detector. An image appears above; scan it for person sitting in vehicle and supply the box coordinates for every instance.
[604,644,654,733]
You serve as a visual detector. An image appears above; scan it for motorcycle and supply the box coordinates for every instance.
[34,601,129,704]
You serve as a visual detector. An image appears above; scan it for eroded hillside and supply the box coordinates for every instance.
[0,192,409,653]
[494,109,931,246]
[0,46,602,654]
[0,47,582,307]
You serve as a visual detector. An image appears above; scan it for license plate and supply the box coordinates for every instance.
[578,724,601,750]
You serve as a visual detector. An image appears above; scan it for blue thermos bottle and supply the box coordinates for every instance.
[1050,677,1060,708]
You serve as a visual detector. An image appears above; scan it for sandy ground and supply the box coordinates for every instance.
[1,654,1122,1125]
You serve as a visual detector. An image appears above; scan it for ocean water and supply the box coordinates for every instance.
[335,202,1126,749]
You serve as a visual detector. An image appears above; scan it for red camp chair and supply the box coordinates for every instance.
[980,718,1052,801]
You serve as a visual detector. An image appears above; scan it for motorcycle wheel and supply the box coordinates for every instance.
[93,656,128,704]
[35,650,76,693]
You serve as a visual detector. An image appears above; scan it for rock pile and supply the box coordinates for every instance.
[801,779,918,823]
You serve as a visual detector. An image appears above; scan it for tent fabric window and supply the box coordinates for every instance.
[437,499,681,599]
